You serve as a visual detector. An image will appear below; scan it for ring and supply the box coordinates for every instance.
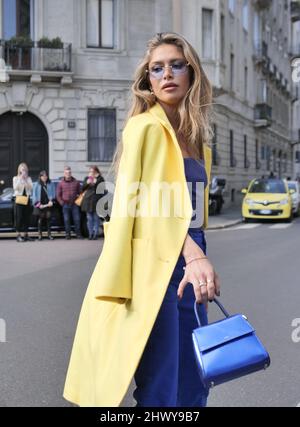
[198,281,207,287]
[207,279,214,284]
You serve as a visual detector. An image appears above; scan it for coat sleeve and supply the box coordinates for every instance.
[32,182,38,205]
[91,117,146,302]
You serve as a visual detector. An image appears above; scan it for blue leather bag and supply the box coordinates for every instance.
[192,298,271,389]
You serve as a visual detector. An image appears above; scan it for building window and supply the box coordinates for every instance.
[2,0,33,39]
[257,79,267,103]
[266,146,271,171]
[212,124,218,166]
[273,149,277,172]
[220,14,225,63]
[229,0,235,15]
[261,144,265,160]
[230,53,234,91]
[230,130,235,167]
[253,11,262,51]
[255,139,259,169]
[244,135,247,169]
[87,0,115,48]
[283,153,287,173]
[202,8,213,59]
[244,66,248,100]
[242,0,248,32]
[88,109,116,162]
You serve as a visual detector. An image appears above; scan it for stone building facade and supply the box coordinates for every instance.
[0,0,297,208]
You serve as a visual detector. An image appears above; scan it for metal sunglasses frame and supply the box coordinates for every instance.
[146,61,190,79]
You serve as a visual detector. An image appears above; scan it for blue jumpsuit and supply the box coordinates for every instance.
[133,158,209,407]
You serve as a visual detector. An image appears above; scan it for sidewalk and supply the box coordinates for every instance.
[207,206,243,230]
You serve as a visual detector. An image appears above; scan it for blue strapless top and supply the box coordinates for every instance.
[183,158,207,231]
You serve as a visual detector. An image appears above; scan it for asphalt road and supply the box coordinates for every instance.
[0,219,299,407]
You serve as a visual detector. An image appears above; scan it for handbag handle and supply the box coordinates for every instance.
[194,298,230,327]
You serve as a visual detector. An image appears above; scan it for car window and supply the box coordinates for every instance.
[248,179,286,194]
[287,183,296,191]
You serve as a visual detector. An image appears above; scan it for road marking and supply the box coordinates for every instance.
[207,222,297,232]
[268,223,293,229]
[230,223,261,230]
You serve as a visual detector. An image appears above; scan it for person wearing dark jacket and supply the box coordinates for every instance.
[81,166,106,240]
[56,166,82,239]
[32,170,55,240]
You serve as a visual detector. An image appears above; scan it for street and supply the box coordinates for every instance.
[0,219,300,407]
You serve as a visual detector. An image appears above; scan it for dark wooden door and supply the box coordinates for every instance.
[0,111,48,189]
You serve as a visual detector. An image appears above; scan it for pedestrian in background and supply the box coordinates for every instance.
[13,162,34,242]
[32,170,55,241]
[81,166,106,240]
[56,166,83,239]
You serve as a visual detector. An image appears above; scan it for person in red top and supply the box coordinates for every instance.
[56,166,83,239]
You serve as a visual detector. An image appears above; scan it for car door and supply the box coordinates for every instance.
[0,189,14,230]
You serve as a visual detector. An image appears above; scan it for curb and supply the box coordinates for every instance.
[207,218,244,231]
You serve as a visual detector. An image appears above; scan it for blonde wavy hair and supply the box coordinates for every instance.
[17,162,29,175]
[109,32,213,178]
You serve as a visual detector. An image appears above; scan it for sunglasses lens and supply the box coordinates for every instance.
[149,61,188,79]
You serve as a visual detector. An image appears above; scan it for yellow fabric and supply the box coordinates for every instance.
[63,102,212,406]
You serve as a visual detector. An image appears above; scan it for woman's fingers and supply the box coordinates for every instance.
[177,277,188,299]
[214,271,221,296]
[206,277,215,300]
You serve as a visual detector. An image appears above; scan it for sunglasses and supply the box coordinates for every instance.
[146,60,190,80]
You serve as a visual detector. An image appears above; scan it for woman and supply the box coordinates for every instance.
[81,166,106,240]
[13,163,33,242]
[32,171,55,241]
[63,32,220,407]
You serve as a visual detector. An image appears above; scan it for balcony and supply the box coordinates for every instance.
[0,39,72,84]
[254,103,272,127]
[291,1,300,22]
[253,0,272,10]
[253,41,269,65]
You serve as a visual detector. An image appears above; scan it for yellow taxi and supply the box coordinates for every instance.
[241,178,294,222]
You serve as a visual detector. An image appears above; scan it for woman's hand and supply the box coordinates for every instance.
[177,257,220,304]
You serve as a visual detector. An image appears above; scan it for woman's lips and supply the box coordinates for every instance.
[162,85,178,91]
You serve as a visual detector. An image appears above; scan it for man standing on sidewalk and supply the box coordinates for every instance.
[56,166,83,239]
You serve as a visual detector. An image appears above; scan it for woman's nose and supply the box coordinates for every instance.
[162,65,174,79]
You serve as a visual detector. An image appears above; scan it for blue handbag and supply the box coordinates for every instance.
[192,298,271,389]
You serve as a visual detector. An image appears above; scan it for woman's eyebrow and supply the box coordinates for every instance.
[149,58,184,65]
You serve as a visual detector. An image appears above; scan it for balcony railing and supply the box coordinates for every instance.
[254,103,272,127]
[253,0,272,10]
[0,40,72,72]
[291,1,300,22]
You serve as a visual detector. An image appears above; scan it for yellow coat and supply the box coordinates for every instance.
[63,102,212,406]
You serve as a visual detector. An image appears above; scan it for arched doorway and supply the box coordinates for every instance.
[0,111,48,188]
